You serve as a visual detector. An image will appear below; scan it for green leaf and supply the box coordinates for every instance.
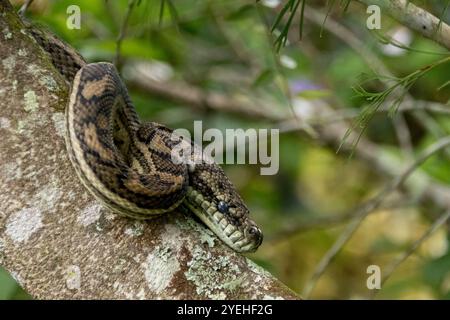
[297,89,331,99]
[253,69,275,87]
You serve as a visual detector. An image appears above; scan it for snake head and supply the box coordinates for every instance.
[184,163,263,253]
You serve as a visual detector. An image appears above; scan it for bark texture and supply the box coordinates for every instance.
[358,0,450,50]
[0,0,298,300]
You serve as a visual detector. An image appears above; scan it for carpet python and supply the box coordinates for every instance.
[28,23,263,253]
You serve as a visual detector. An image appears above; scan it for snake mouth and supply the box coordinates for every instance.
[184,187,263,253]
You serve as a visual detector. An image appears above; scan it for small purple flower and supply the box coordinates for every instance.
[289,79,322,95]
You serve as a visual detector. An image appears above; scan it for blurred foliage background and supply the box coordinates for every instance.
[1,0,450,299]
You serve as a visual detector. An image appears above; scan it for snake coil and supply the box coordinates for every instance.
[30,23,263,253]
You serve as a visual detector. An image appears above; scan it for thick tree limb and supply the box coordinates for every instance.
[0,0,298,300]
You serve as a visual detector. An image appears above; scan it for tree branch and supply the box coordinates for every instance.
[114,0,136,68]
[125,61,286,121]
[371,209,450,299]
[302,136,450,298]
[356,0,450,50]
[0,0,298,300]
[127,61,450,225]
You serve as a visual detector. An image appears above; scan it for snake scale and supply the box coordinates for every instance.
[28,22,263,253]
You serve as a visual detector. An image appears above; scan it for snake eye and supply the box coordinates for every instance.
[217,201,229,214]
[249,226,259,235]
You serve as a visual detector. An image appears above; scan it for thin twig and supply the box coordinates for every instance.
[304,5,416,151]
[396,100,450,115]
[255,2,318,139]
[305,3,450,178]
[393,113,414,161]
[267,200,414,243]
[130,67,450,124]
[370,209,450,299]
[313,5,450,166]
[413,109,450,161]
[104,0,121,32]
[280,100,450,132]
[114,0,137,68]
[18,0,34,16]
[302,136,450,299]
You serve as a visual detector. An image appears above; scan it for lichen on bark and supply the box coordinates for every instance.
[0,0,298,300]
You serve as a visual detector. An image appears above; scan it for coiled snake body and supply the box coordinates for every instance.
[29,24,263,253]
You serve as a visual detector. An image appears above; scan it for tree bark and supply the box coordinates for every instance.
[0,0,298,300]
[357,0,450,50]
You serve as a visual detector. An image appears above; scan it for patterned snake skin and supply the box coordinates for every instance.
[28,23,263,253]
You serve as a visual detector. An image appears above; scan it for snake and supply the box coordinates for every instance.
[27,22,263,253]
